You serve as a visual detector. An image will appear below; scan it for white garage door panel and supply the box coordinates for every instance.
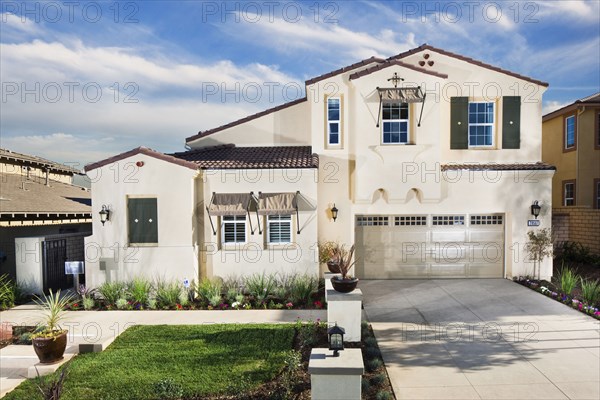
[355,214,504,279]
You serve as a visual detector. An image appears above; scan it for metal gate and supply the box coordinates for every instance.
[42,238,73,291]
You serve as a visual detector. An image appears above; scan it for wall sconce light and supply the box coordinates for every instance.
[331,204,339,222]
[328,323,345,357]
[530,201,541,219]
[99,204,110,225]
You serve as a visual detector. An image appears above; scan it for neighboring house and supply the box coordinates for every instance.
[84,44,555,286]
[542,93,600,255]
[0,149,92,291]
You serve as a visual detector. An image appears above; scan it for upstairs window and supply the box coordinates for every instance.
[565,115,576,149]
[267,215,292,244]
[468,102,494,147]
[128,198,158,245]
[382,102,409,144]
[222,215,246,244]
[327,97,341,146]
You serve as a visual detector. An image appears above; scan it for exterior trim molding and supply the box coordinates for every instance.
[85,147,199,172]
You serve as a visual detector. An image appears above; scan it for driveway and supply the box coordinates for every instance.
[361,279,600,400]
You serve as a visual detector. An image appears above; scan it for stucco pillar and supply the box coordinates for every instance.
[323,272,341,302]
[327,288,362,342]
[308,348,364,400]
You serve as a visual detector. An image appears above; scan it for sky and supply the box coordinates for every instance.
[1,0,599,169]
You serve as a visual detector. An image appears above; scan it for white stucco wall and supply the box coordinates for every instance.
[84,154,199,287]
[201,168,319,279]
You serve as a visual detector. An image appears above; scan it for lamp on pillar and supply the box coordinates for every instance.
[328,323,345,357]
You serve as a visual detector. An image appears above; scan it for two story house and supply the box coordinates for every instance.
[84,44,555,286]
[542,93,600,256]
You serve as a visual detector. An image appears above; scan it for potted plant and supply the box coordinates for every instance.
[330,244,358,293]
[31,289,74,364]
[318,241,341,273]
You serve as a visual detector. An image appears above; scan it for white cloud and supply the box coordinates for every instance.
[537,0,600,23]
[0,12,43,37]
[542,101,570,115]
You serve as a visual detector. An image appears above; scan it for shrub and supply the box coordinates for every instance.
[97,281,127,307]
[82,296,95,310]
[365,346,381,360]
[0,274,16,310]
[370,373,386,386]
[156,281,182,309]
[525,228,553,280]
[196,278,222,304]
[289,274,318,306]
[116,298,129,310]
[364,336,378,348]
[557,241,597,264]
[128,278,152,306]
[361,378,371,393]
[178,291,189,306]
[580,278,600,306]
[318,241,337,264]
[367,358,383,372]
[376,391,393,400]
[555,264,579,296]
[147,297,157,310]
[209,294,222,307]
[245,273,276,303]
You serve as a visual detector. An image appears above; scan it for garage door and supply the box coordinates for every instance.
[354,214,504,279]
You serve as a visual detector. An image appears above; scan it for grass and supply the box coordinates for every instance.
[5,324,295,400]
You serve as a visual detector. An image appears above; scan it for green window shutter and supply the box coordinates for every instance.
[502,96,521,149]
[128,198,158,244]
[450,97,468,149]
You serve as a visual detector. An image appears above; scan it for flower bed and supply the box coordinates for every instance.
[66,273,325,312]
[514,276,600,320]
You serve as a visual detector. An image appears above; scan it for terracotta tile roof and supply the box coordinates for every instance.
[349,59,448,80]
[171,145,319,169]
[441,162,556,171]
[390,44,549,87]
[543,92,600,121]
[0,172,91,216]
[0,148,82,175]
[185,97,308,143]
[305,56,386,86]
[85,147,198,172]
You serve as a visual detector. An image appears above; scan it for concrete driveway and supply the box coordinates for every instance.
[361,279,600,400]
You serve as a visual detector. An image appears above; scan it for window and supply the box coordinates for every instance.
[595,179,600,209]
[564,115,576,149]
[356,216,389,226]
[432,215,465,226]
[382,102,409,144]
[470,215,503,225]
[468,102,494,146]
[267,215,292,244]
[563,181,575,206]
[222,215,246,244]
[395,216,427,226]
[128,198,158,245]
[327,97,341,146]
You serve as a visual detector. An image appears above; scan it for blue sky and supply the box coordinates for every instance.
[1,0,599,168]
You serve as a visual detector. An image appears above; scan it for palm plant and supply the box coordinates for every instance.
[33,289,75,337]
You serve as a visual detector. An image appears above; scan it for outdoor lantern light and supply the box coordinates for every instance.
[99,205,110,225]
[531,201,541,219]
[331,204,339,222]
[328,323,345,357]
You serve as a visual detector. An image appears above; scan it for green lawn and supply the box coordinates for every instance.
[5,324,295,400]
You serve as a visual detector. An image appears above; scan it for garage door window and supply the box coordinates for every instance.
[470,215,503,225]
[395,216,427,226]
[432,215,465,226]
[356,216,389,226]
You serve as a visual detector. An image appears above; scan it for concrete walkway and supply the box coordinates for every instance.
[0,307,325,397]
[361,279,600,400]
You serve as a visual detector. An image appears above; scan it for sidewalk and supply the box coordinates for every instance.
[1,306,326,397]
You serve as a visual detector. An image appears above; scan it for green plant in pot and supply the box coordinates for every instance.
[319,241,341,273]
[330,244,358,293]
[31,289,75,364]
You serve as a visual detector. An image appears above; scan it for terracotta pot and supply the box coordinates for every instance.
[32,330,68,364]
[331,276,359,293]
[326,261,341,273]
